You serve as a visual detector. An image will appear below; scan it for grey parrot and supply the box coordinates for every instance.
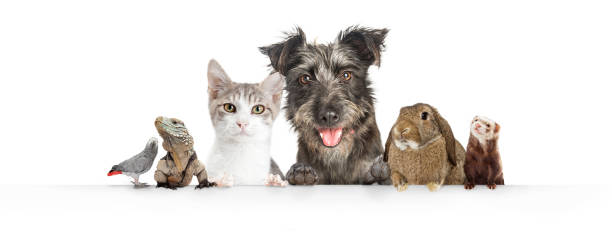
[108,137,159,185]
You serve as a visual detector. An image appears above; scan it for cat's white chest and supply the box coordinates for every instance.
[206,142,271,185]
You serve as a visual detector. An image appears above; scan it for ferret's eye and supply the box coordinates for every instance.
[340,71,352,81]
[486,123,490,128]
[223,103,236,113]
[299,75,314,85]
[421,112,429,120]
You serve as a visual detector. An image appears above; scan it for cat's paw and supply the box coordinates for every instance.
[286,163,318,185]
[211,173,234,187]
[264,174,288,187]
[370,156,390,182]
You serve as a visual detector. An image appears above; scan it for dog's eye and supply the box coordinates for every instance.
[251,105,265,114]
[340,71,352,81]
[223,103,236,113]
[421,112,429,120]
[299,75,313,85]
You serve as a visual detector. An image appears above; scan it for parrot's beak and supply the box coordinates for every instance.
[107,171,122,176]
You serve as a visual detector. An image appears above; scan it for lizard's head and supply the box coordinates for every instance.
[154,116,194,152]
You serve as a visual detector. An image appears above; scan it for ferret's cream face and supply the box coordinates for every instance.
[471,116,497,141]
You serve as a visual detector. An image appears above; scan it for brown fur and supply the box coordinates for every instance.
[464,133,504,190]
[463,117,504,189]
[384,103,465,191]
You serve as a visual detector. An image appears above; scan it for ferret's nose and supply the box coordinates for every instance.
[475,123,481,129]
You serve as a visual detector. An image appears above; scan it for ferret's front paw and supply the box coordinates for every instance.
[427,182,441,192]
[265,174,288,187]
[487,183,497,190]
[464,183,475,190]
[286,163,318,185]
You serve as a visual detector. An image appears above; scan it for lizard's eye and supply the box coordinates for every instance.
[223,103,236,113]
[171,120,178,125]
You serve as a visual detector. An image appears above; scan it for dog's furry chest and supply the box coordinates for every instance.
[206,141,271,185]
[389,137,449,184]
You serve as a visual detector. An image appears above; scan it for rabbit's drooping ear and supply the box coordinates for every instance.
[431,106,457,167]
[383,128,393,162]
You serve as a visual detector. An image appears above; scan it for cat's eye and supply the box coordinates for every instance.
[252,105,265,114]
[223,103,236,113]
[340,71,352,81]
[299,75,313,85]
[421,112,429,120]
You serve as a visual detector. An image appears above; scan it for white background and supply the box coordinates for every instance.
[1,0,611,232]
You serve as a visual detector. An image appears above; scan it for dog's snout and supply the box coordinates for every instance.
[319,110,340,126]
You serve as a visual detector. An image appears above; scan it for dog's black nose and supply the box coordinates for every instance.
[320,111,340,125]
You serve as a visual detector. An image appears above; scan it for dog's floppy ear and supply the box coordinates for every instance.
[259,27,306,75]
[337,26,389,67]
[430,105,457,167]
[207,59,232,100]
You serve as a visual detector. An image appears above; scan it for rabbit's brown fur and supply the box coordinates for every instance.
[384,103,465,191]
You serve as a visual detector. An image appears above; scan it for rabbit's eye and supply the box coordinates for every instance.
[421,112,429,120]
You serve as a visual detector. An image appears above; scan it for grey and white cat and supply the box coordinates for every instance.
[205,59,286,186]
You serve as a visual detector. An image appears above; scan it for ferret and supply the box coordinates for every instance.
[463,116,504,190]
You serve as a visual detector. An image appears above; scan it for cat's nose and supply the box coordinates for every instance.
[236,122,248,129]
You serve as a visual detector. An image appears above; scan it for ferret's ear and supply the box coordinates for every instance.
[207,59,232,100]
[259,27,306,75]
[260,72,285,105]
[337,26,389,67]
[431,106,457,166]
[494,123,501,136]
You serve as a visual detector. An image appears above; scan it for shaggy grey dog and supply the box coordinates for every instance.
[259,26,391,185]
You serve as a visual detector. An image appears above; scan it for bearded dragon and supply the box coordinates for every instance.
[153,116,215,189]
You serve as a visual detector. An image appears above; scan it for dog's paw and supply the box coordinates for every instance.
[487,183,497,190]
[464,183,475,190]
[286,163,318,185]
[370,156,390,182]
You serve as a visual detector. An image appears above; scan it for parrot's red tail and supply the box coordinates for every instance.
[107,170,122,176]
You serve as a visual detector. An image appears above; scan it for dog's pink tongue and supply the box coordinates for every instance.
[319,128,343,147]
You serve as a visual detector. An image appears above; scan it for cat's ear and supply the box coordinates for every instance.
[207,59,232,99]
[260,72,284,104]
